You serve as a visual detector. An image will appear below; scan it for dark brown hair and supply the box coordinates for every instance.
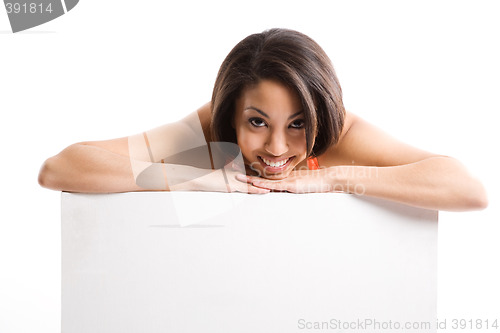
[211,28,345,157]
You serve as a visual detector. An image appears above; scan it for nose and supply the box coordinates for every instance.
[264,130,288,156]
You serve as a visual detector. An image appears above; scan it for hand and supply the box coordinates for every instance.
[175,165,270,194]
[224,167,271,194]
[236,168,338,193]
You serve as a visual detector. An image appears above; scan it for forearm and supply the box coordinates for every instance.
[332,156,488,211]
[38,143,231,193]
[39,143,149,193]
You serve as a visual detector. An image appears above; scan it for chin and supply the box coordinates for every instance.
[261,172,290,180]
[252,166,293,180]
[245,163,290,179]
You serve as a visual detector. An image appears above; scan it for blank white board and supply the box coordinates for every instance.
[62,192,437,333]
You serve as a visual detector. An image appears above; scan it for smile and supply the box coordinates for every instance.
[258,156,294,172]
[261,157,289,167]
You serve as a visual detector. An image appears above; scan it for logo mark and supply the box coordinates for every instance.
[3,0,78,33]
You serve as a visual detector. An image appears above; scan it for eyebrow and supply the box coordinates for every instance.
[244,106,303,120]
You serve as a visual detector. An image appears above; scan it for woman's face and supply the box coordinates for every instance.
[233,79,308,180]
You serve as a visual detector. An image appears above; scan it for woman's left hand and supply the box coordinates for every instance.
[235,168,339,194]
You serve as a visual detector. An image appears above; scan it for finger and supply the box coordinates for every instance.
[233,183,269,194]
[250,179,290,191]
[235,174,252,183]
[248,185,270,194]
[230,162,245,173]
[229,177,269,194]
[237,174,270,185]
[235,175,292,192]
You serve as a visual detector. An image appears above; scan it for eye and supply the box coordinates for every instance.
[290,119,305,129]
[249,117,267,128]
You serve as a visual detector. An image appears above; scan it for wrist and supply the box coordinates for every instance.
[325,166,348,193]
[172,168,228,192]
[331,165,376,196]
[167,165,208,191]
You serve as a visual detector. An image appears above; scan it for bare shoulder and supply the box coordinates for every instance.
[318,110,439,167]
[337,110,357,142]
[195,102,213,142]
[315,111,356,166]
[77,103,213,161]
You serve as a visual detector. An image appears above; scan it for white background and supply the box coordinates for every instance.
[1,0,498,332]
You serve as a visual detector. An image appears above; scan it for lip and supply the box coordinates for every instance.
[258,156,295,173]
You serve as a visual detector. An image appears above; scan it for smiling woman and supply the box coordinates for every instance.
[233,80,308,180]
[38,28,488,211]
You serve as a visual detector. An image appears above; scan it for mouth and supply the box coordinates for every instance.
[258,156,294,173]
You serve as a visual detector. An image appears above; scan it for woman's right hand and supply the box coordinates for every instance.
[169,165,270,194]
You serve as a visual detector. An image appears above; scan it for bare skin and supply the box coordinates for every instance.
[38,80,488,211]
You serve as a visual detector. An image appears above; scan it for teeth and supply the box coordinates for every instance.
[261,157,289,167]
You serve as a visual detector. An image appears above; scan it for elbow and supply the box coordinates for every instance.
[38,157,61,191]
[457,179,489,211]
[468,184,488,211]
[440,157,488,211]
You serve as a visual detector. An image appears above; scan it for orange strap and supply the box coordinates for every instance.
[307,156,320,170]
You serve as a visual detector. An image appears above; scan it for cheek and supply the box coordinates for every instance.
[289,133,308,155]
[235,128,261,158]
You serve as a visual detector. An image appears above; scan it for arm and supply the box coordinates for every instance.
[240,112,488,211]
[329,113,488,211]
[38,139,146,193]
[38,104,268,194]
[331,157,487,211]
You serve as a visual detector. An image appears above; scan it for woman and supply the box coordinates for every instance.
[38,28,487,211]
